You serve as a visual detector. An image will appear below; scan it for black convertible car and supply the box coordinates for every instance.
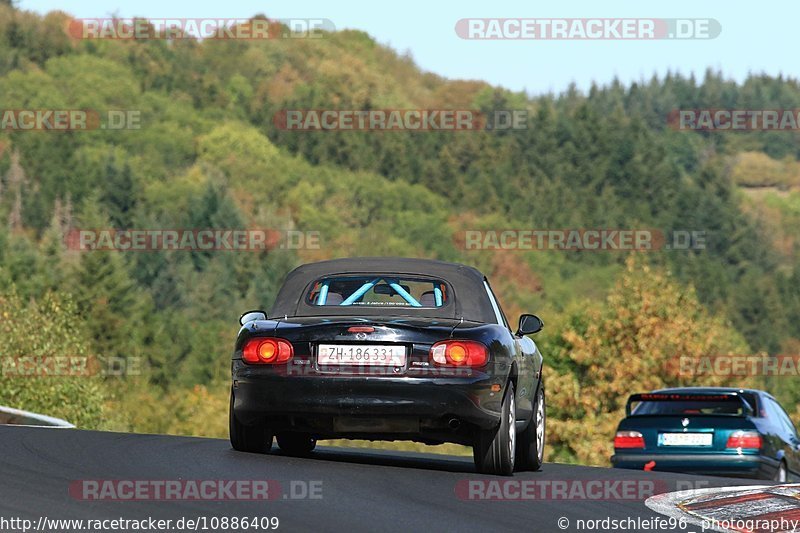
[229,257,545,475]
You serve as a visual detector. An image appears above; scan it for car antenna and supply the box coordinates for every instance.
[448,316,464,338]
[272,315,286,335]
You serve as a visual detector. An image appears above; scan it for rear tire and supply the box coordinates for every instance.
[473,382,516,476]
[515,384,545,471]
[229,390,273,454]
[774,460,788,482]
[276,432,317,456]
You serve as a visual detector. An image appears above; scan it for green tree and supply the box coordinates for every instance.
[0,287,108,427]
[70,196,141,363]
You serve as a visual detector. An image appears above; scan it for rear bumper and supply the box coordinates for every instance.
[231,363,508,443]
[611,452,777,479]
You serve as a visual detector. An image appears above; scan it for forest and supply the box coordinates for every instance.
[1,5,799,464]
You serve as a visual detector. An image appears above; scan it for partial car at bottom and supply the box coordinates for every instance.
[229,257,546,475]
[612,387,800,481]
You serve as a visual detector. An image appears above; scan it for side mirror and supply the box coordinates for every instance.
[239,310,267,325]
[517,314,543,336]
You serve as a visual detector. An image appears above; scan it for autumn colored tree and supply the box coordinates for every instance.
[543,257,753,466]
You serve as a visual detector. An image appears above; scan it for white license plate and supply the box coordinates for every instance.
[659,433,713,446]
[317,344,406,366]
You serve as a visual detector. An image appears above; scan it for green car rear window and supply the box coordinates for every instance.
[632,394,758,416]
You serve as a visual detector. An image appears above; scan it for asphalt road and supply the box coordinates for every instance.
[0,426,766,533]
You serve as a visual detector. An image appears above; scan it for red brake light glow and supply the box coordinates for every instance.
[242,338,293,364]
[347,326,375,333]
[430,340,488,367]
[614,430,645,449]
[726,431,762,450]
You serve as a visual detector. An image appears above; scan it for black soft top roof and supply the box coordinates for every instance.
[268,257,497,323]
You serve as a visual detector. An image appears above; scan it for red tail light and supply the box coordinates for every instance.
[242,338,293,364]
[614,430,645,449]
[726,431,762,450]
[430,340,488,367]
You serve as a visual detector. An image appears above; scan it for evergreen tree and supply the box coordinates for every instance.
[70,195,140,362]
[100,156,137,228]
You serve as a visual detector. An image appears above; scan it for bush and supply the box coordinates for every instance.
[0,288,108,427]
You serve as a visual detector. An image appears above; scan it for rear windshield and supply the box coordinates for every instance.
[631,394,757,417]
[306,275,448,308]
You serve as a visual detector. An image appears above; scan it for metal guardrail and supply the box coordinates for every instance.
[0,405,75,428]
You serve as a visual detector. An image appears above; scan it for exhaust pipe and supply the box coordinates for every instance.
[448,418,461,430]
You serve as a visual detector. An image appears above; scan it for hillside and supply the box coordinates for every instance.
[1,6,799,464]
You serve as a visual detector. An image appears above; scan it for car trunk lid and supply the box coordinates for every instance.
[268,315,482,377]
